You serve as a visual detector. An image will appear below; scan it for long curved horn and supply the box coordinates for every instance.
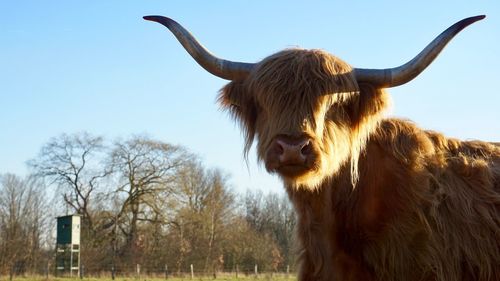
[354,15,485,88]
[143,16,254,81]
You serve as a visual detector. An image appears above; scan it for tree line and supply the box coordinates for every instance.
[0,133,297,276]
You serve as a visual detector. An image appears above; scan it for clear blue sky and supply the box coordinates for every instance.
[1,1,499,194]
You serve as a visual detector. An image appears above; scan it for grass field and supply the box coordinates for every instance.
[0,275,297,281]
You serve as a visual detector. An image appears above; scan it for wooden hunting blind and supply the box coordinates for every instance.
[57,215,81,245]
[56,215,81,277]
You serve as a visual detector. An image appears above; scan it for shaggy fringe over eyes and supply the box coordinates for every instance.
[248,49,359,112]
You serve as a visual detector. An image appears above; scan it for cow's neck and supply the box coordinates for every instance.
[284,163,354,278]
[284,142,380,279]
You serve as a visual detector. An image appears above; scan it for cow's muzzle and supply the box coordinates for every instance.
[265,135,317,177]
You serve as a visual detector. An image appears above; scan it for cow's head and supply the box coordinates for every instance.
[144,15,484,190]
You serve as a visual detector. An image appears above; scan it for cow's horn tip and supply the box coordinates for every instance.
[471,15,486,21]
[143,15,166,22]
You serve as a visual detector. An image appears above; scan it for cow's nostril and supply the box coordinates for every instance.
[301,140,312,155]
[273,141,284,155]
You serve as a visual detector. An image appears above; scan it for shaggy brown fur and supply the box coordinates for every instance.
[218,48,500,281]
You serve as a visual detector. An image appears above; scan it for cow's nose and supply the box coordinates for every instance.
[272,136,312,165]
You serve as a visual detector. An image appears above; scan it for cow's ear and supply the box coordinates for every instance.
[218,81,257,153]
[347,82,389,127]
[218,81,247,112]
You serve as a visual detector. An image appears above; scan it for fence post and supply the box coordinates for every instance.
[80,264,84,279]
[254,264,258,278]
[164,264,168,279]
[190,264,194,279]
[46,261,50,280]
[286,265,290,279]
[111,266,115,280]
[9,264,13,281]
[235,264,239,278]
[136,264,141,279]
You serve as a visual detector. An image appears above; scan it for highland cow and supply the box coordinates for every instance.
[144,15,500,281]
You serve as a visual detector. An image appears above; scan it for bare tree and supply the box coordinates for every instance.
[201,170,234,273]
[244,190,265,231]
[107,136,191,265]
[171,161,236,274]
[223,215,283,273]
[28,132,108,231]
[262,193,296,270]
[242,190,297,271]
[0,174,49,277]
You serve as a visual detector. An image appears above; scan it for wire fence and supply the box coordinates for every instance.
[7,263,296,281]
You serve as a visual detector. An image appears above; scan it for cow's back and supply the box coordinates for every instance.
[364,119,500,281]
